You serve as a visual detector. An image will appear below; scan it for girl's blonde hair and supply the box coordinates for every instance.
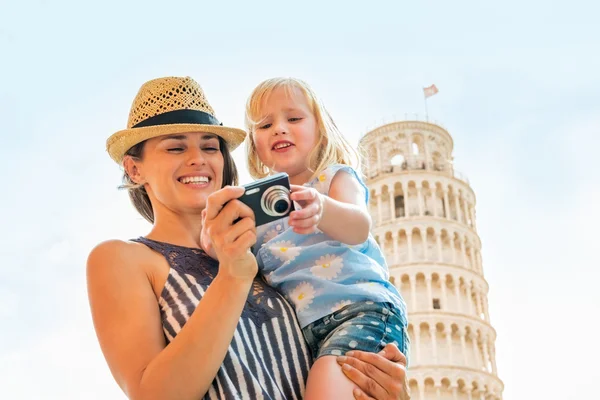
[244,77,363,182]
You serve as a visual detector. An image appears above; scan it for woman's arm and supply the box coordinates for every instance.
[87,188,258,400]
[87,241,252,400]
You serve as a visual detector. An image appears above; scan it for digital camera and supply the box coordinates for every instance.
[238,172,295,226]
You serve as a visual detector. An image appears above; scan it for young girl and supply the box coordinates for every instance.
[244,77,410,399]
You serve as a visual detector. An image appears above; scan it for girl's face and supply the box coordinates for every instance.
[132,132,224,216]
[252,85,319,185]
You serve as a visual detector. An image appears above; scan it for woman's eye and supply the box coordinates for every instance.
[203,147,219,152]
[168,147,184,152]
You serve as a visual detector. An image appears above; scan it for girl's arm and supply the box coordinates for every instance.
[290,170,371,245]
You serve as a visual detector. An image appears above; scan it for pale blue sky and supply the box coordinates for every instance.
[1,1,598,399]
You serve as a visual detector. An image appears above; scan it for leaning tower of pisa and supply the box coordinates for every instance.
[359,120,504,400]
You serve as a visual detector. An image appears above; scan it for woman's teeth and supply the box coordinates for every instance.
[180,176,209,184]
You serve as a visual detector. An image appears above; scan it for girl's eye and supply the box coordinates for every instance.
[258,123,272,130]
[289,117,302,122]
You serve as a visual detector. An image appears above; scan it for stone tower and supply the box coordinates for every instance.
[360,120,504,400]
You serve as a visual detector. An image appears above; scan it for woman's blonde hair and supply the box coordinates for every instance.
[244,77,363,182]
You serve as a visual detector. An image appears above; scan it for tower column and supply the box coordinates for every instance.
[389,190,396,222]
[482,335,491,372]
[491,341,498,375]
[452,386,459,400]
[476,287,484,319]
[445,326,453,364]
[407,230,413,262]
[455,192,462,222]
[440,276,448,310]
[421,229,428,260]
[466,282,474,315]
[454,278,462,313]
[436,231,443,262]
[410,274,418,312]
[452,235,457,265]
[414,324,421,364]
[402,183,409,218]
[429,325,438,363]
[443,188,450,219]
[483,293,490,322]
[471,331,480,369]
[392,231,399,264]
[376,191,383,225]
[417,184,425,216]
[426,275,433,311]
[459,328,468,365]
[432,187,439,217]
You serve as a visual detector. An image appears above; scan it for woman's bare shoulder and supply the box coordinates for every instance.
[86,239,154,282]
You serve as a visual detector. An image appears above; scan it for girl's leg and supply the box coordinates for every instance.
[304,355,356,400]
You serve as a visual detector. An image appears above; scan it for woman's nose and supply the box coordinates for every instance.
[186,147,206,166]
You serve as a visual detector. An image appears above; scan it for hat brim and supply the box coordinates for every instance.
[106,123,247,164]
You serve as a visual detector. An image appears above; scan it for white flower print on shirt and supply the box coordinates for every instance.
[310,254,343,280]
[289,282,316,312]
[355,281,384,294]
[269,241,300,262]
[262,227,280,245]
[331,300,353,313]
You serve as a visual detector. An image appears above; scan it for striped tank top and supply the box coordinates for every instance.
[133,237,312,400]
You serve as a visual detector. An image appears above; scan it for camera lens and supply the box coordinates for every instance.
[274,199,289,214]
[261,185,291,217]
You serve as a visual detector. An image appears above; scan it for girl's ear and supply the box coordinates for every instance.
[123,155,145,184]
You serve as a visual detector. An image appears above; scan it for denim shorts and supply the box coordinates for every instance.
[302,302,410,363]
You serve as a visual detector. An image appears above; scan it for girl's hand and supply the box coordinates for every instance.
[289,184,324,234]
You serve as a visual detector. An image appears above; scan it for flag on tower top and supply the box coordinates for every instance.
[423,84,439,98]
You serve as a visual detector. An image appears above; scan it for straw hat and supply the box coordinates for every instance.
[106,76,246,164]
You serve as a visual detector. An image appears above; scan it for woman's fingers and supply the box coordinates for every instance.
[204,186,245,221]
[378,343,408,366]
[338,361,389,399]
[223,216,256,245]
[337,344,409,400]
[345,347,406,378]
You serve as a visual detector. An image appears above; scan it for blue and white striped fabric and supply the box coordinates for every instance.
[134,237,311,400]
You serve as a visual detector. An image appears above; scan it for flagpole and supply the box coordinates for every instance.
[424,90,429,122]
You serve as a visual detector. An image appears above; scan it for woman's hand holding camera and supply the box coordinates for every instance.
[201,186,258,281]
[288,185,325,235]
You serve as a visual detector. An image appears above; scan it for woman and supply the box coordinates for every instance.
[87,76,409,400]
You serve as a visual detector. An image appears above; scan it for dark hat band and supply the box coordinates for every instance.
[132,109,223,129]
